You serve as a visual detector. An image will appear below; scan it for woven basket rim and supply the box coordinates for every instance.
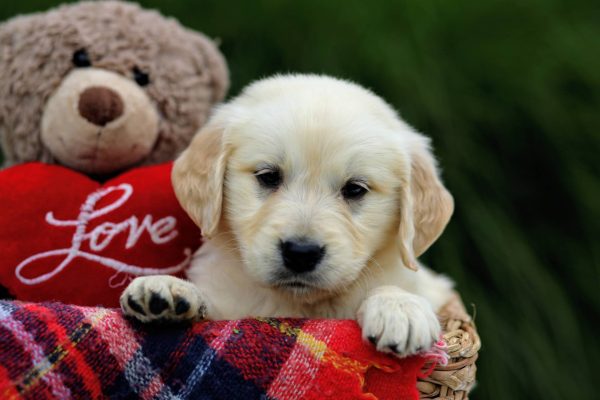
[417,292,481,399]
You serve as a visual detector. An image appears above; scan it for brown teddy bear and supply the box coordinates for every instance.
[0,1,229,306]
[0,0,228,176]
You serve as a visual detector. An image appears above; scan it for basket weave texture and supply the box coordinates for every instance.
[418,293,481,399]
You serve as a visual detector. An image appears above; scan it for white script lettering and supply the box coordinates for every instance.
[15,184,191,287]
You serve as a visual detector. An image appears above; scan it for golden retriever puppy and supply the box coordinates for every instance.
[121,74,455,357]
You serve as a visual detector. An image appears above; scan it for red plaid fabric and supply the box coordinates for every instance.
[0,301,427,399]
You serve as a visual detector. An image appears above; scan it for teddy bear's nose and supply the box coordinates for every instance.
[78,86,124,126]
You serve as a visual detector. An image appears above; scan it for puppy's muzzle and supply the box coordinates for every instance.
[280,239,325,273]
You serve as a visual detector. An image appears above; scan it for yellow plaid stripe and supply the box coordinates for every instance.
[256,318,368,376]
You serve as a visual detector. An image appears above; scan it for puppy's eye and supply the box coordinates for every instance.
[132,67,150,86]
[255,168,282,189]
[72,49,91,68]
[341,181,369,200]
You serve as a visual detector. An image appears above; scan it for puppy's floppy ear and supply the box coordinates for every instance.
[172,121,229,239]
[398,143,454,270]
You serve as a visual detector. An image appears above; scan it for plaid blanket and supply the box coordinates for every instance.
[0,301,428,399]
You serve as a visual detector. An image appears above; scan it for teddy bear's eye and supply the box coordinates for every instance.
[132,67,150,87]
[72,49,91,68]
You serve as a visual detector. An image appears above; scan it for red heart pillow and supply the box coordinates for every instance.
[0,162,202,307]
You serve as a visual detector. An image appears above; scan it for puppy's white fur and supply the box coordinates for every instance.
[122,74,455,356]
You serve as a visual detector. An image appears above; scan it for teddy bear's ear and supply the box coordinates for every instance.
[188,32,230,103]
[0,12,48,75]
[0,12,59,166]
[0,20,11,49]
[0,14,20,49]
[0,16,26,165]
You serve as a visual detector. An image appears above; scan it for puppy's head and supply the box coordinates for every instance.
[173,75,453,302]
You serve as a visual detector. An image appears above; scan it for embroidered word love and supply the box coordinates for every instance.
[15,183,191,287]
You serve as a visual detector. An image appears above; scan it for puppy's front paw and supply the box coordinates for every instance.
[120,275,207,323]
[357,286,440,357]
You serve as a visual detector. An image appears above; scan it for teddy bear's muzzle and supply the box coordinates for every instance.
[41,68,159,176]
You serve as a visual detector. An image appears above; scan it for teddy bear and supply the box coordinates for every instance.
[0,0,228,175]
[0,1,229,306]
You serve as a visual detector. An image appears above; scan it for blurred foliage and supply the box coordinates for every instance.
[0,0,598,399]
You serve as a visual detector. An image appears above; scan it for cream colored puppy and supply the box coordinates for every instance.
[121,74,455,357]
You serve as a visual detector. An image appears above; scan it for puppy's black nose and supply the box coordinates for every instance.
[280,240,325,273]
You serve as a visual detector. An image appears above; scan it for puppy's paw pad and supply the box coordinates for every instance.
[126,296,146,316]
[174,297,191,315]
[358,290,440,357]
[149,292,169,315]
[120,275,206,323]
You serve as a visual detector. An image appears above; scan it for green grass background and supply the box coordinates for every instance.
[1,1,598,399]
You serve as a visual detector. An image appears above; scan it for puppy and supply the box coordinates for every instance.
[121,74,455,357]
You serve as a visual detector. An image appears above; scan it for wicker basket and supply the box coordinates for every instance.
[417,293,481,399]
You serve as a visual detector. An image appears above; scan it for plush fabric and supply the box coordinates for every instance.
[0,0,228,171]
[0,300,427,400]
[0,163,201,307]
